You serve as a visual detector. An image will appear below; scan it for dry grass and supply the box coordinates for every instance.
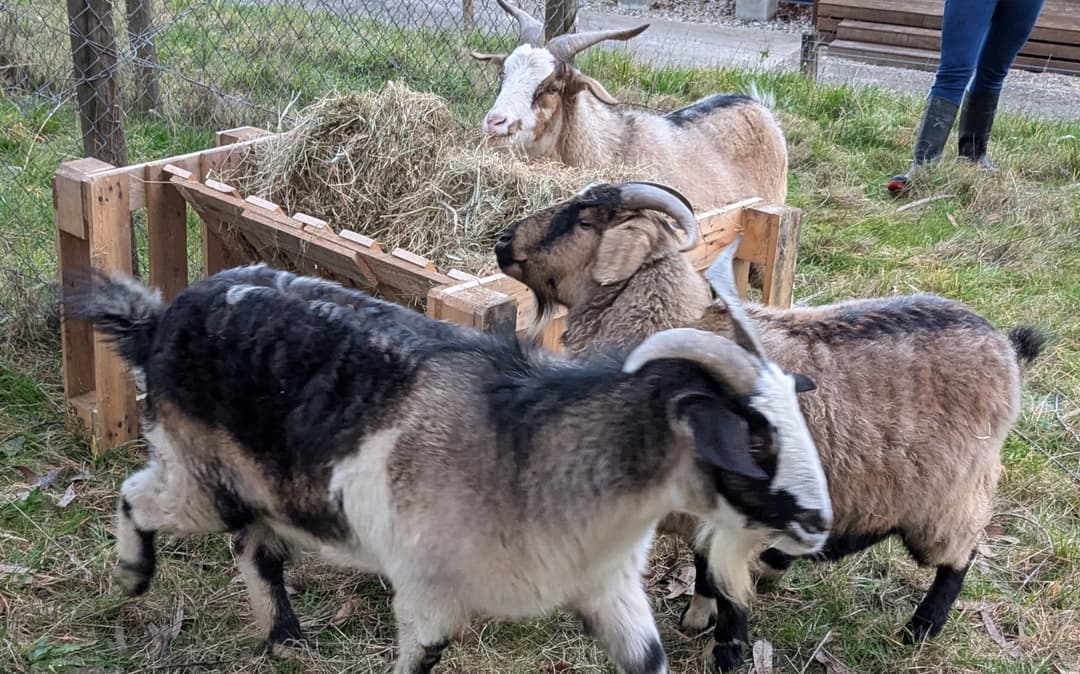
[233,83,647,275]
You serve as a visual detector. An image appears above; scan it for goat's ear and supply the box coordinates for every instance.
[570,70,620,105]
[791,372,817,393]
[677,394,768,480]
[591,221,653,286]
[471,51,506,66]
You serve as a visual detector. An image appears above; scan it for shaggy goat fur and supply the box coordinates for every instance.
[72,264,831,674]
[497,184,1046,672]
[473,2,788,211]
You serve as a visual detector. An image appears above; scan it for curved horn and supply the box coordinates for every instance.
[623,328,759,393]
[496,0,543,46]
[704,234,765,357]
[545,23,649,62]
[616,182,701,252]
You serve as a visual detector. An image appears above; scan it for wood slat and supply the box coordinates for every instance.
[86,171,139,451]
[837,20,942,52]
[817,0,1080,55]
[171,177,456,300]
[828,39,1080,74]
[145,162,189,302]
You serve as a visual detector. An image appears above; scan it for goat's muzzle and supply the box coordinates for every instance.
[494,229,517,273]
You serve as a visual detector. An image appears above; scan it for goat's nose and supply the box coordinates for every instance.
[795,510,829,535]
[485,113,507,134]
[494,235,514,268]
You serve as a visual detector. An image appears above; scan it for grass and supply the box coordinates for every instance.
[2,0,1079,672]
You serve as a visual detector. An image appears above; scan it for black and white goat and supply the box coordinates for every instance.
[75,264,831,674]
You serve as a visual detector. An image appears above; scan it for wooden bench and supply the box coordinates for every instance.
[814,0,1080,76]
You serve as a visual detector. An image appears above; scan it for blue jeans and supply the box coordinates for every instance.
[929,0,1046,104]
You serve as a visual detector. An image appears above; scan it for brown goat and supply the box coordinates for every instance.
[494,181,711,357]
[495,182,1047,673]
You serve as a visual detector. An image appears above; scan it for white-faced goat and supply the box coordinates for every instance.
[74,263,832,674]
[495,182,1047,672]
[473,0,789,209]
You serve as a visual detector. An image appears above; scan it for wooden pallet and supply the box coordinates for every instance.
[815,0,1080,76]
[53,127,804,453]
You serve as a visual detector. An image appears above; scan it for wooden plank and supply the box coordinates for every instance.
[339,230,381,251]
[145,163,189,302]
[91,132,271,211]
[834,19,1080,65]
[53,158,113,238]
[216,126,273,145]
[205,178,236,195]
[86,171,138,451]
[686,199,752,271]
[826,40,941,71]
[245,195,283,213]
[837,20,942,52]
[392,248,436,271]
[818,0,1080,47]
[746,205,801,308]
[829,39,1080,75]
[817,2,942,30]
[294,212,328,230]
[172,177,456,299]
[1022,39,1080,63]
[427,283,517,336]
[200,138,252,275]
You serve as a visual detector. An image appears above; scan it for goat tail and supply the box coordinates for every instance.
[1008,325,1047,369]
[69,269,165,371]
[744,81,776,111]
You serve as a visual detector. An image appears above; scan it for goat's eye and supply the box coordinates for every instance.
[545,85,561,95]
[578,220,593,230]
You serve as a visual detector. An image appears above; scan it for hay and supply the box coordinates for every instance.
[235,82,647,274]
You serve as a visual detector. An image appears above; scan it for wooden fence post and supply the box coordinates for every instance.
[67,0,128,169]
[54,159,139,452]
[125,0,161,113]
[743,204,801,308]
[545,0,576,39]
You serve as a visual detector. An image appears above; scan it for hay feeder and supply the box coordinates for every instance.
[53,126,803,454]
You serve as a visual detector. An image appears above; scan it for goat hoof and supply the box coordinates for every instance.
[900,616,939,645]
[114,560,152,596]
[704,638,744,673]
[267,634,309,658]
[679,598,717,633]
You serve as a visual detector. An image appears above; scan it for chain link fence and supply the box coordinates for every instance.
[0,0,575,362]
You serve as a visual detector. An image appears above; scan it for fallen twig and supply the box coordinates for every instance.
[897,194,954,213]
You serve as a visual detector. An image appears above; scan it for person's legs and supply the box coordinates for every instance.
[958,0,1046,168]
[888,0,997,194]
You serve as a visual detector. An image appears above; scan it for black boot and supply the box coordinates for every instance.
[958,92,999,171]
[888,95,960,195]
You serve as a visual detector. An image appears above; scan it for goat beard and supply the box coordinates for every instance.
[525,290,557,342]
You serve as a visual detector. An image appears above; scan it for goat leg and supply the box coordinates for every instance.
[679,549,719,632]
[234,526,305,654]
[705,595,749,673]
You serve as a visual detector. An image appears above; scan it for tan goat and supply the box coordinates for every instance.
[473,0,789,209]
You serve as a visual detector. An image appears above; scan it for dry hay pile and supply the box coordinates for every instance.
[235,82,647,274]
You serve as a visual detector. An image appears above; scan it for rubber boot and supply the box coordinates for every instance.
[887,95,960,195]
[957,92,999,171]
